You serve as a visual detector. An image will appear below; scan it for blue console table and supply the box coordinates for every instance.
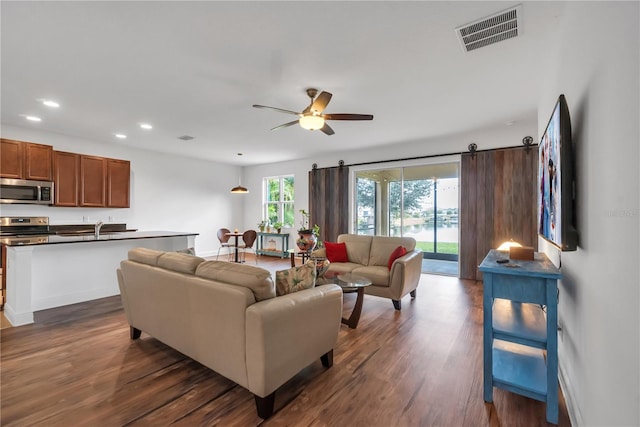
[479,249,562,424]
[256,232,289,258]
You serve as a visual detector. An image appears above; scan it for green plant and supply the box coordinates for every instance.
[273,221,283,230]
[298,209,320,236]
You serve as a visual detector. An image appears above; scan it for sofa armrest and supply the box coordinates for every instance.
[245,284,343,397]
[388,249,423,299]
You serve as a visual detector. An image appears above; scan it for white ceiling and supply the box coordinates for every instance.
[0,1,565,166]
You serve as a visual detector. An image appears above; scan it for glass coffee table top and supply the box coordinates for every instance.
[323,271,372,289]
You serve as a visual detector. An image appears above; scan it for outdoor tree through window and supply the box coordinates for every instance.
[264,175,294,227]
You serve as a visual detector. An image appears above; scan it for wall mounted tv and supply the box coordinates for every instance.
[538,94,578,251]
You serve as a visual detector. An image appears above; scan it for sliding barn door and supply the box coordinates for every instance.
[459,147,538,280]
[308,166,349,242]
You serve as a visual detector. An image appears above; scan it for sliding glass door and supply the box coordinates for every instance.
[354,162,459,263]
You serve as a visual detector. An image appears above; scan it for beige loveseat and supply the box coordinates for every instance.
[116,248,343,419]
[316,234,423,310]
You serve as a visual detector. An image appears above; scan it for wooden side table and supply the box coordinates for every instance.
[479,249,562,424]
[256,232,289,258]
[288,249,310,267]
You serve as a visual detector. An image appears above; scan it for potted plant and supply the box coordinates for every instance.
[273,222,283,233]
[297,209,319,252]
[257,220,267,233]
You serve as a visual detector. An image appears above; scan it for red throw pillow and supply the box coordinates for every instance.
[388,246,407,270]
[324,241,349,263]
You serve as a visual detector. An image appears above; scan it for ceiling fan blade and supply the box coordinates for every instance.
[270,120,299,131]
[253,104,300,116]
[320,123,335,135]
[310,91,332,114]
[324,113,374,121]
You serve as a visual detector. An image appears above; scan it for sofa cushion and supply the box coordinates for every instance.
[128,247,165,266]
[337,234,372,266]
[387,246,408,270]
[196,261,275,301]
[368,236,416,267]
[275,263,316,296]
[352,265,391,287]
[157,252,205,274]
[324,241,349,262]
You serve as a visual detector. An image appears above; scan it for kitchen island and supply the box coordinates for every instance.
[3,231,197,326]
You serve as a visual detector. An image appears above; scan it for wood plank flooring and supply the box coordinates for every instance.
[0,254,571,426]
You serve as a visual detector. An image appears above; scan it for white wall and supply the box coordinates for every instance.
[0,125,244,256]
[537,2,639,426]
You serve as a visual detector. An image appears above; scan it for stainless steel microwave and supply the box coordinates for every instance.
[0,178,54,205]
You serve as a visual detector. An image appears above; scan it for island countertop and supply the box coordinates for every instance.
[2,231,198,326]
[0,230,198,247]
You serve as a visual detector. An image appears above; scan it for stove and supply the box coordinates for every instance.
[0,216,53,237]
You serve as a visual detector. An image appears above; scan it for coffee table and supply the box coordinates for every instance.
[324,272,372,329]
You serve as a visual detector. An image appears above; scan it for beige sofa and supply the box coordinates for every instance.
[116,248,343,419]
[316,234,423,310]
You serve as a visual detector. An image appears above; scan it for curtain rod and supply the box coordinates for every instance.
[334,141,536,169]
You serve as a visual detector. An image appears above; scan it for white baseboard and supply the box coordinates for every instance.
[559,358,583,426]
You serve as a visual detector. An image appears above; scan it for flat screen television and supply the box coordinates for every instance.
[537,94,578,251]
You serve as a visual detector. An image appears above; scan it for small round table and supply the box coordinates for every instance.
[288,248,312,267]
[324,272,372,329]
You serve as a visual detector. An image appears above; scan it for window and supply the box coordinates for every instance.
[263,175,294,226]
[353,162,459,260]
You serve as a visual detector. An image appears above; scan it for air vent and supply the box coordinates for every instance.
[177,135,195,141]
[455,4,522,52]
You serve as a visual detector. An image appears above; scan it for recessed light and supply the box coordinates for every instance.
[42,99,60,108]
[25,115,42,122]
[114,133,127,139]
[139,123,153,130]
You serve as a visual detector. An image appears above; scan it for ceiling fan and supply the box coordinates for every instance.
[252,88,373,135]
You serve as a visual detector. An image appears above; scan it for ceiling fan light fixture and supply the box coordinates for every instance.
[299,114,325,131]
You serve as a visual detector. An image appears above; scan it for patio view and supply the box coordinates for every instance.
[355,163,459,274]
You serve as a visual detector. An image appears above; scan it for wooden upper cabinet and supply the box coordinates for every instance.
[2,138,130,208]
[1,139,53,180]
[1,139,24,179]
[80,155,107,207]
[24,142,53,181]
[53,151,80,207]
[107,159,130,208]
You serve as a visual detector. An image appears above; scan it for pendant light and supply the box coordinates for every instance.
[231,153,248,193]
[231,177,248,194]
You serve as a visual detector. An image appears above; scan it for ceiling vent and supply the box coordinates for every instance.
[455,4,522,53]
[177,135,195,141]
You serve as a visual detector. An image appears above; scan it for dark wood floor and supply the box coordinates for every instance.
[0,254,571,426]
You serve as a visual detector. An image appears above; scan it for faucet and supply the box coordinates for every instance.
[95,220,104,238]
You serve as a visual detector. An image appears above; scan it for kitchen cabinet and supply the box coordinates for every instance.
[3,138,130,208]
[24,142,53,181]
[1,139,23,179]
[479,249,562,424]
[80,155,107,207]
[107,159,130,208]
[53,151,80,207]
[0,139,52,180]
[54,152,130,208]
